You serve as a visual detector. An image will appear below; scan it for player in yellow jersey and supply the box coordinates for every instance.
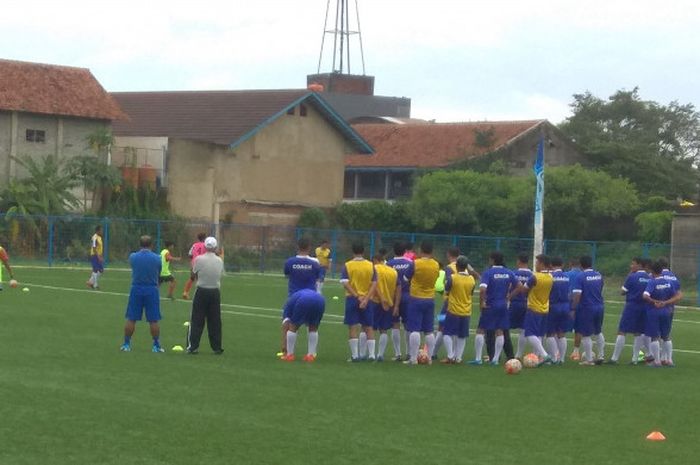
[0,244,16,290]
[314,239,332,293]
[87,225,104,290]
[369,249,401,361]
[159,241,181,300]
[404,241,440,364]
[340,242,377,362]
[440,256,476,364]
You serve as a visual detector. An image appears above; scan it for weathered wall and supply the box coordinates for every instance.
[501,124,589,175]
[671,213,700,279]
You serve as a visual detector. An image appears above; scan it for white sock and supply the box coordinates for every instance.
[286,331,297,355]
[612,335,625,362]
[433,331,443,357]
[378,333,388,358]
[88,273,94,285]
[515,332,526,358]
[493,335,504,363]
[650,340,661,364]
[367,339,376,359]
[404,329,411,356]
[546,337,558,361]
[349,338,359,359]
[643,336,651,354]
[359,332,367,358]
[632,335,643,362]
[391,329,402,356]
[409,332,420,362]
[527,335,548,358]
[474,333,485,360]
[455,337,467,361]
[596,333,605,359]
[443,335,454,359]
[664,340,673,364]
[316,281,323,293]
[557,337,567,362]
[582,337,593,362]
[308,331,318,355]
[425,333,436,358]
[93,272,100,287]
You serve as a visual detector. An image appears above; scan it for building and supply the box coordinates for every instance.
[671,207,700,279]
[111,90,372,225]
[0,59,126,188]
[343,119,586,201]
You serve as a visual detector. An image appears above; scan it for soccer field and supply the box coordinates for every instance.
[1,267,698,465]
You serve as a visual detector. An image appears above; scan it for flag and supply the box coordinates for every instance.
[533,135,545,259]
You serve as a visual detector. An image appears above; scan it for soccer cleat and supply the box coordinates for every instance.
[181,293,189,300]
[281,354,295,362]
[213,349,224,355]
[569,352,581,361]
[347,357,360,363]
[367,356,376,362]
[579,360,595,366]
[276,351,285,358]
[647,363,663,368]
[467,359,483,366]
[489,360,500,366]
[605,359,618,365]
[402,359,418,365]
[119,343,131,352]
[537,356,554,367]
[440,358,455,365]
[392,355,403,362]
[86,281,94,289]
[554,360,564,366]
[303,354,316,362]
[376,356,384,362]
[594,358,605,366]
[187,349,199,355]
[663,362,675,368]
[152,345,165,353]
[638,351,646,362]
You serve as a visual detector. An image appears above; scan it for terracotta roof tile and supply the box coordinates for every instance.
[0,59,127,121]
[346,120,544,168]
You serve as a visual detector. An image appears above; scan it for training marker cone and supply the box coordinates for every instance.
[646,431,666,441]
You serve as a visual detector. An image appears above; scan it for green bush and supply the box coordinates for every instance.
[635,211,673,243]
[297,207,329,229]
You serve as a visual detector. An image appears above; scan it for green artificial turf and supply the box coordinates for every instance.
[0,267,698,465]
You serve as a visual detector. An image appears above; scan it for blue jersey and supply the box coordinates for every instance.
[566,267,582,294]
[129,249,161,287]
[387,257,413,295]
[479,266,518,308]
[511,268,533,304]
[549,269,570,305]
[284,255,320,295]
[644,276,677,311]
[661,269,681,293]
[622,270,651,305]
[572,269,604,308]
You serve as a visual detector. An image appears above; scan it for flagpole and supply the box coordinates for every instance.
[533,134,545,260]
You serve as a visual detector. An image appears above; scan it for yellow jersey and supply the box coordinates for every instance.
[91,234,103,257]
[527,271,554,314]
[447,272,476,316]
[409,257,440,299]
[371,263,398,306]
[315,246,331,268]
[340,258,376,297]
[442,261,458,300]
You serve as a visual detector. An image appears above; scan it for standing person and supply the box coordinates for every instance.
[404,241,440,364]
[370,249,401,361]
[609,257,650,364]
[182,232,207,300]
[0,244,16,290]
[120,235,164,353]
[340,242,377,362]
[86,225,104,290]
[545,257,572,364]
[643,260,683,367]
[403,242,417,261]
[187,237,225,355]
[571,256,605,366]
[278,238,321,357]
[566,259,584,361]
[511,254,533,359]
[387,242,413,361]
[159,241,181,300]
[469,251,518,365]
[440,256,476,364]
[658,257,681,365]
[281,289,326,362]
[314,239,332,293]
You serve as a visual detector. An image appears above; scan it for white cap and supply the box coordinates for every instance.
[204,236,218,250]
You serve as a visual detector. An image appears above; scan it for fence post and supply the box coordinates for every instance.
[452,235,457,247]
[331,229,338,279]
[696,246,700,307]
[642,243,650,258]
[591,241,598,268]
[370,231,376,257]
[47,216,54,267]
[295,227,302,241]
[260,226,267,274]
[543,239,548,254]
[103,217,110,266]
[156,221,162,252]
[495,237,501,251]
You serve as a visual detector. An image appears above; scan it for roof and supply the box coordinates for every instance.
[320,92,411,120]
[111,90,372,153]
[0,59,127,120]
[346,120,545,168]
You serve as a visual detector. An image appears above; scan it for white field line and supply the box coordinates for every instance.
[17,282,700,355]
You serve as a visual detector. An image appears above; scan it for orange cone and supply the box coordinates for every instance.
[646,431,666,441]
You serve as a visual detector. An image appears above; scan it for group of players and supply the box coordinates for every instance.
[279,238,682,368]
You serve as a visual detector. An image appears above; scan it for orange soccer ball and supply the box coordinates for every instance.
[9,279,18,288]
[504,358,522,374]
[523,353,540,368]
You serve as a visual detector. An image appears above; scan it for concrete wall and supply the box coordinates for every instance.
[671,213,700,279]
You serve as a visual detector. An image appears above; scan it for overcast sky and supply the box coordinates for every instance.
[2,0,698,123]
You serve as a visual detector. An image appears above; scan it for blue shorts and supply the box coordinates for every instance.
[576,305,604,337]
[437,300,448,325]
[645,307,672,339]
[344,297,373,327]
[318,267,327,283]
[477,305,509,331]
[125,285,161,322]
[289,292,325,327]
[392,292,410,324]
[524,310,547,337]
[406,297,435,333]
[509,301,527,329]
[90,255,104,273]
[371,301,393,331]
[546,303,572,334]
[618,303,646,334]
[443,313,470,338]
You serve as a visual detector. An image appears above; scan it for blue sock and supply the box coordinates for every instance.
[153,337,160,347]
[124,335,131,345]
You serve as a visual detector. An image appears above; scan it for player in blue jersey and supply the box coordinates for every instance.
[470,251,518,365]
[571,256,605,365]
[281,289,325,362]
[341,242,377,362]
[657,257,681,365]
[609,257,650,364]
[545,257,572,364]
[278,238,321,357]
[387,242,414,360]
[566,259,584,361]
[643,260,683,367]
[511,254,533,359]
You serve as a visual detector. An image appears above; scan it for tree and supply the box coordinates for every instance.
[65,155,121,213]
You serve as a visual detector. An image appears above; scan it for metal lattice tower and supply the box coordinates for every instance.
[317,0,366,75]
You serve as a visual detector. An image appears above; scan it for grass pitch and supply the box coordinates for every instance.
[1,267,699,465]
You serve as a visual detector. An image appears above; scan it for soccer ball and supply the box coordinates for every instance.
[523,353,539,368]
[417,349,430,365]
[504,358,522,374]
[9,279,18,288]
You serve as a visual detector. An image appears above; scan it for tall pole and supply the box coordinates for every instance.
[533,133,545,261]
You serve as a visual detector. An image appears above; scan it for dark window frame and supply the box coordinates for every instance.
[26,129,46,143]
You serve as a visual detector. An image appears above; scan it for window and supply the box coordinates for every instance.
[26,129,46,143]
[299,104,307,117]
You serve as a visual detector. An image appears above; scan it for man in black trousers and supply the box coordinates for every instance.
[187,236,225,354]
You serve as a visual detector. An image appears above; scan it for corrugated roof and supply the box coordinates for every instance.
[0,59,127,121]
[346,120,544,168]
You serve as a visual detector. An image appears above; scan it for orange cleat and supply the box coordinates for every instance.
[303,354,316,362]
[281,354,296,362]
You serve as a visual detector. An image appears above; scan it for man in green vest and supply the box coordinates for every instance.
[159,241,181,300]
